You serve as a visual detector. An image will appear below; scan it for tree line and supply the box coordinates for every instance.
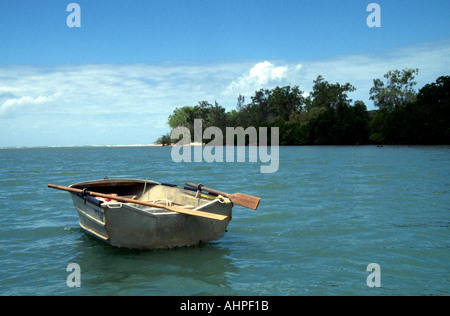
[156,68,449,145]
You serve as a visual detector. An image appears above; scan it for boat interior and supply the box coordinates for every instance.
[70,179,218,209]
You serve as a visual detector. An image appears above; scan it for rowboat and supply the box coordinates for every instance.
[50,179,240,250]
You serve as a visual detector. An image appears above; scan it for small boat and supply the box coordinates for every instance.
[57,178,236,250]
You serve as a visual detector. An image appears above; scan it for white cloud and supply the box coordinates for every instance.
[0,38,449,146]
[0,94,53,115]
[225,61,300,96]
[249,61,287,83]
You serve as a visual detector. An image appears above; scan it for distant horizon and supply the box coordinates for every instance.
[2,143,450,150]
[0,143,163,149]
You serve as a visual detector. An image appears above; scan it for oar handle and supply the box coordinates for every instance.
[185,182,228,197]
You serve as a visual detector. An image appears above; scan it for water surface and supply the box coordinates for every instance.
[0,146,448,295]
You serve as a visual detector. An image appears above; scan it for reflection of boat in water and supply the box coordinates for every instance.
[50,178,234,250]
[71,240,238,295]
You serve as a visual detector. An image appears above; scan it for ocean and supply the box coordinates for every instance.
[0,145,448,295]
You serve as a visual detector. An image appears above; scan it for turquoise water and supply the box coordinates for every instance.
[0,146,448,296]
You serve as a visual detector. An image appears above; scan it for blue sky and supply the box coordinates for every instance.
[1,0,449,146]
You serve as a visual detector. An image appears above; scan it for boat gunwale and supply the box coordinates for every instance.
[69,178,159,189]
[69,178,227,219]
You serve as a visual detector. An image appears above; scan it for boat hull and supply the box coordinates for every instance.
[69,179,233,250]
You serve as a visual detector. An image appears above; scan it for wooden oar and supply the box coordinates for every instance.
[185,182,261,210]
[48,184,228,221]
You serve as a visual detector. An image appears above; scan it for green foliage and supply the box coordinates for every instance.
[370,68,419,112]
[157,69,449,145]
[167,101,228,142]
[235,86,306,126]
[412,75,450,144]
[368,75,449,144]
[309,75,356,110]
[155,133,172,146]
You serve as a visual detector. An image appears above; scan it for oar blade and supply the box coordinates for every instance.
[185,182,261,210]
[229,193,261,210]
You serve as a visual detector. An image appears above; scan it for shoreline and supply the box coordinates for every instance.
[1,144,450,150]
